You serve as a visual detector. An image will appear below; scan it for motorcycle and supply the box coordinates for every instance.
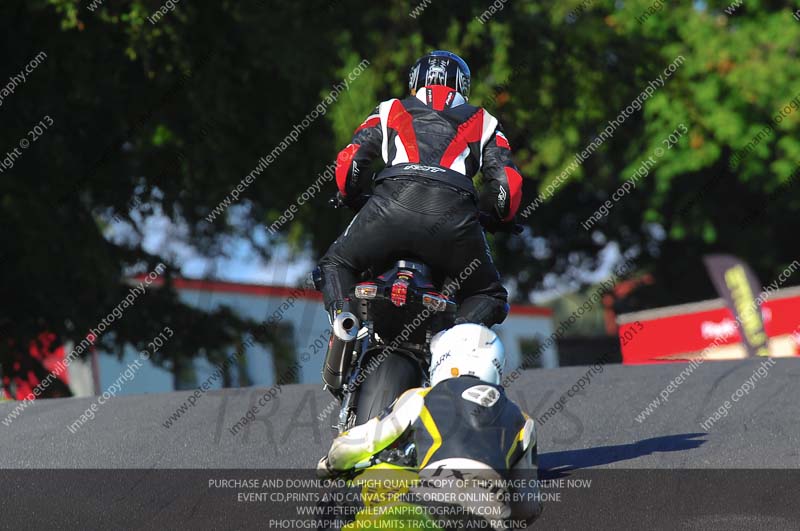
[315,194,522,434]
[315,257,457,433]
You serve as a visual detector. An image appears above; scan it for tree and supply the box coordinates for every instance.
[3,0,797,393]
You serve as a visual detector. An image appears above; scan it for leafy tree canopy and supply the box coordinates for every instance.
[2,0,798,388]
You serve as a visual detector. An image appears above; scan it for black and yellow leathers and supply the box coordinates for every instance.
[318,376,542,529]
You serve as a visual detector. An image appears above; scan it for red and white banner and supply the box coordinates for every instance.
[619,291,800,364]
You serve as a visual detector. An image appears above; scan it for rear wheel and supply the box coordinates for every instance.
[355,351,423,426]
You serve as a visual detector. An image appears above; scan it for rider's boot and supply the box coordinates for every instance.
[316,264,358,322]
[455,294,509,327]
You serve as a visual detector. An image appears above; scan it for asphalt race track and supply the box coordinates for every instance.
[2,358,799,530]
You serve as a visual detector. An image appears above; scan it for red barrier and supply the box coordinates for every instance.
[619,291,800,364]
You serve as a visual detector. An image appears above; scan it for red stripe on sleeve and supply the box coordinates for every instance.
[504,166,523,221]
[495,132,511,149]
[335,143,360,195]
[354,116,380,134]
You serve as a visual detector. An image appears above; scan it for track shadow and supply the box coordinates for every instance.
[539,433,707,478]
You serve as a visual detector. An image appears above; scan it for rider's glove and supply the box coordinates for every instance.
[316,455,337,479]
[478,212,521,234]
[336,191,369,213]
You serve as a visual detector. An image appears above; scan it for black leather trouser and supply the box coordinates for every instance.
[318,178,509,326]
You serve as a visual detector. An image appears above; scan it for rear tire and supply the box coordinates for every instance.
[355,351,422,426]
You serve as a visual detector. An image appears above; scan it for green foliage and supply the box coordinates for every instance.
[2,0,798,391]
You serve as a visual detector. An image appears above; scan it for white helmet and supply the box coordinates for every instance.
[429,324,505,386]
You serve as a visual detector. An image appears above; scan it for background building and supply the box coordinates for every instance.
[64,278,557,397]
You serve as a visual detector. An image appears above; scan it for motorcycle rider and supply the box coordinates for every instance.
[317,50,525,328]
[317,324,542,530]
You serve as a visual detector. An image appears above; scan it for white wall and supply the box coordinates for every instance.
[496,313,558,371]
[87,285,555,396]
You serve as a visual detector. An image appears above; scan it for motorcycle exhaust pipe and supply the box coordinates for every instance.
[322,312,360,392]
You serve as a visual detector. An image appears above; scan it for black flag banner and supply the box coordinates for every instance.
[703,254,770,357]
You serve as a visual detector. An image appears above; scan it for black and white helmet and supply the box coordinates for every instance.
[429,324,505,386]
[408,50,471,100]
